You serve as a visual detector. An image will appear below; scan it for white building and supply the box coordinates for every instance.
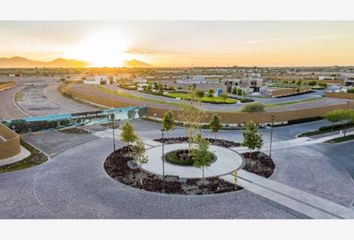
[318,76,335,80]
[83,75,110,85]
[133,77,148,84]
[177,75,206,84]
[341,73,354,87]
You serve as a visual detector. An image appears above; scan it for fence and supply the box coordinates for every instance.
[325,92,354,100]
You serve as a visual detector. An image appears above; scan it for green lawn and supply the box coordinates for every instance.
[325,134,354,143]
[97,86,181,107]
[266,97,321,108]
[0,140,48,174]
[166,92,237,104]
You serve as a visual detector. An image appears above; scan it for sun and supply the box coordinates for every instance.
[68,32,130,67]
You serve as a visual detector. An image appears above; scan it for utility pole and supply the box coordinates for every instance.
[112,113,116,152]
[161,128,165,183]
[269,114,275,158]
[344,100,350,137]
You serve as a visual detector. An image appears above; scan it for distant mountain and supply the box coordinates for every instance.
[124,59,152,68]
[0,57,88,68]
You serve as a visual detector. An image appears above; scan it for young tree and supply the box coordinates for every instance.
[242,121,263,154]
[178,90,206,152]
[220,92,228,103]
[192,134,213,180]
[162,111,175,132]
[133,138,148,185]
[209,114,222,139]
[120,121,138,155]
[208,89,215,98]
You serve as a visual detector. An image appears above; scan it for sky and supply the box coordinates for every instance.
[1,21,354,67]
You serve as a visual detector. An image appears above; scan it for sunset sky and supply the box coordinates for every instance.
[1,21,354,67]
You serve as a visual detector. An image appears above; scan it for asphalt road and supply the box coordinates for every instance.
[0,85,27,121]
[0,133,306,219]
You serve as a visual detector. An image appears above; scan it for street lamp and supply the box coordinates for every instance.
[111,113,116,152]
[344,100,350,137]
[269,114,275,158]
[161,128,166,182]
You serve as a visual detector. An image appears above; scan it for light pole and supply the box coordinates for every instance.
[344,100,350,137]
[269,114,275,158]
[161,128,165,182]
[111,113,116,152]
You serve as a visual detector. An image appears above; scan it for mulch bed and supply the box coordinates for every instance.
[58,127,91,134]
[154,137,241,148]
[242,152,275,178]
[104,145,242,195]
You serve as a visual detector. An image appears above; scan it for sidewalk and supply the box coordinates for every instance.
[222,170,354,219]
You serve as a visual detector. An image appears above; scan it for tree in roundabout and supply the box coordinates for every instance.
[209,114,222,139]
[178,90,206,152]
[133,138,148,184]
[242,121,263,154]
[192,134,214,180]
[120,121,138,155]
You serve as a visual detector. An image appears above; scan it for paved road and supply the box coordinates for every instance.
[99,85,347,112]
[15,84,98,117]
[0,133,306,219]
[0,85,27,121]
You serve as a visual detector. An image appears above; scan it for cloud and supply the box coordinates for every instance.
[235,38,281,45]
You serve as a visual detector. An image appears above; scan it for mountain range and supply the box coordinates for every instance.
[0,57,152,68]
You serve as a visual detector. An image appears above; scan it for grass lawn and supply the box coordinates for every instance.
[0,140,48,174]
[97,86,181,107]
[266,97,321,108]
[166,92,237,104]
[325,134,354,143]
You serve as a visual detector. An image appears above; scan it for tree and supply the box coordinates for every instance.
[232,87,238,95]
[133,138,148,184]
[208,89,215,98]
[242,121,263,153]
[308,80,317,86]
[162,111,175,132]
[120,121,138,155]
[127,109,136,119]
[241,102,265,112]
[325,109,347,130]
[196,90,205,98]
[220,92,228,103]
[192,134,213,180]
[296,80,302,86]
[178,90,206,152]
[209,114,222,139]
[237,88,243,96]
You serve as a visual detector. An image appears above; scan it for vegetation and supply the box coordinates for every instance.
[208,89,215,98]
[298,122,354,137]
[120,122,138,146]
[242,121,264,153]
[325,134,354,143]
[162,111,175,131]
[0,140,48,174]
[209,114,222,139]
[192,134,214,179]
[133,138,148,168]
[241,102,265,112]
[166,92,237,104]
[178,90,206,151]
[348,88,354,94]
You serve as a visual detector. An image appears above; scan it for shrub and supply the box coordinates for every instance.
[241,102,265,112]
[347,88,354,93]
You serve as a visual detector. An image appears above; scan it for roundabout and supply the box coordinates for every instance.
[142,143,244,179]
